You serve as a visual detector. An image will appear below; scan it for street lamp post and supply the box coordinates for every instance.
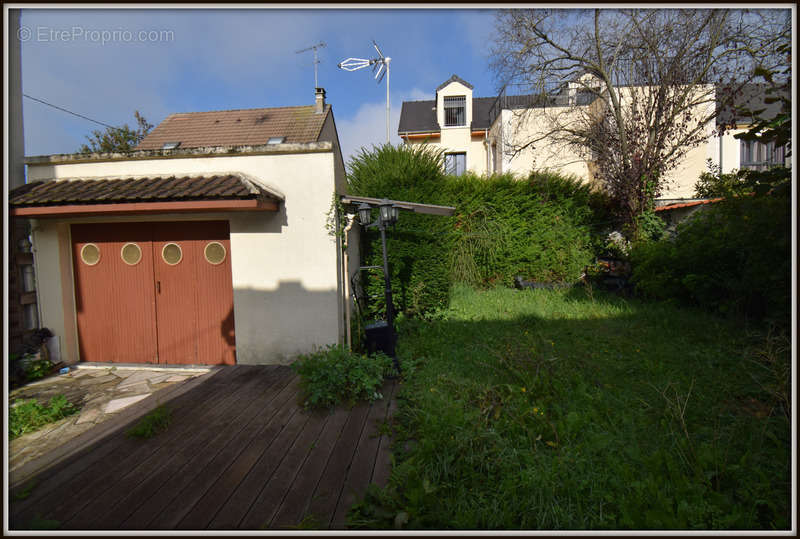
[357,200,399,369]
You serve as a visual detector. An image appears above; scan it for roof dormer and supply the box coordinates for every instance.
[435,75,474,129]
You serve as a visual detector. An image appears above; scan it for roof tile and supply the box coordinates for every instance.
[9,174,282,207]
[136,104,330,150]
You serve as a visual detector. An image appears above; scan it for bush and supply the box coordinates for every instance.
[347,144,612,318]
[630,193,790,324]
[292,345,395,409]
[9,395,78,440]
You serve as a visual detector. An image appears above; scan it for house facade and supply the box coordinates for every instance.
[398,75,788,201]
[10,89,359,367]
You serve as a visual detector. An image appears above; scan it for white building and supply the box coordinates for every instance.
[10,89,359,366]
[398,76,788,201]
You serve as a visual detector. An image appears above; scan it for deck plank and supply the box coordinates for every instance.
[161,374,304,530]
[121,369,297,530]
[331,384,397,529]
[10,365,254,529]
[61,368,280,529]
[303,399,372,528]
[9,366,239,515]
[370,379,400,488]
[9,366,402,532]
[201,401,311,530]
[79,367,295,530]
[268,405,351,530]
[234,409,330,530]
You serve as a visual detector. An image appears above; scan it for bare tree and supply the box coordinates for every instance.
[489,8,790,233]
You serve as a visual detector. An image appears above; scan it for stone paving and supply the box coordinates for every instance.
[9,365,209,475]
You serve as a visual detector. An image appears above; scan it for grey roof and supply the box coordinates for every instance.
[436,74,474,92]
[398,100,438,133]
[716,83,788,126]
[397,94,555,134]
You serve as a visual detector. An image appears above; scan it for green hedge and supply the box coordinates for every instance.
[630,193,791,325]
[347,144,611,318]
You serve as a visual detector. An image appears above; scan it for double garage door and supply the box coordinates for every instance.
[71,221,236,365]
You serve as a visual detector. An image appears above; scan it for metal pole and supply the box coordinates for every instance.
[385,57,391,144]
[379,222,397,365]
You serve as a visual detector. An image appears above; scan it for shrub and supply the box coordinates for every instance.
[630,193,790,324]
[292,345,395,409]
[347,145,612,318]
[9,395,78,440]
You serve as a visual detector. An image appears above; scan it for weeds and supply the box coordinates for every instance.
[292,345,395,410]
[9,395,78,440]
[126,405,171,439]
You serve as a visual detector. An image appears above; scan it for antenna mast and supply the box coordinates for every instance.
[296,41,327,88]
[338,40,392,143]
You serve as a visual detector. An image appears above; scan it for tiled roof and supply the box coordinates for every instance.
[654,198,723,211]
[135,105,330,150]
[9,174,283,207]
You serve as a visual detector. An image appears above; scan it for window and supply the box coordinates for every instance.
[740,140,786,171]
[445,152,467,176]
[444,96,466,127]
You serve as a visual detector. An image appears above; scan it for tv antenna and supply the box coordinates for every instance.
[296,41,327,88]
[338,40,392,143]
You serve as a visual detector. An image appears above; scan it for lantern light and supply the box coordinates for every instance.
[357,203,372,225]
[379,199,393,225]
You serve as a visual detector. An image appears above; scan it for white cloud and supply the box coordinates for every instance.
[335,87,431,167]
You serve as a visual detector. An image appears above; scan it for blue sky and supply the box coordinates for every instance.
[18,7,499,165]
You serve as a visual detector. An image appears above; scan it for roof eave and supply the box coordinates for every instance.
[10,198,280,218]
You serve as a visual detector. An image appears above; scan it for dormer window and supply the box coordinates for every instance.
[444,96,466,127]
[162,142,181,150]
[267,136,286,144]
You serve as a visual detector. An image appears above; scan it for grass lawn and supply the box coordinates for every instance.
[348,285,791,530]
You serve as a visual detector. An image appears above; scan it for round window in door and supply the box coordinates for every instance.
[80,243,101,266]
[121,242,142,265]
[204,241,226,265]
[162,243,183,265]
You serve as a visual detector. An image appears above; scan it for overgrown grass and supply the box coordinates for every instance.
[9,395,78,440]
[348,285,790,530]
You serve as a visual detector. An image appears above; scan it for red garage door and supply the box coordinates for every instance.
[72,221,236,365]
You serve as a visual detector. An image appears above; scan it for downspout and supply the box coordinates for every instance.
[484,128,489,174]
[718,128,724,177]
[342,214,357,350]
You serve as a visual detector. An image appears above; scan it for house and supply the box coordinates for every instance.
[399,75,789,202]
[9,88,359,367]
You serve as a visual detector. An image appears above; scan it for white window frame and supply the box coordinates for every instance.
[443,96,466,127]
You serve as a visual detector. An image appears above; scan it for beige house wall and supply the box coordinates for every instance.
[499,106,592,179]
[26,148,344,365]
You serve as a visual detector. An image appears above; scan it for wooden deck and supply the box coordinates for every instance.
[9,365,398,531]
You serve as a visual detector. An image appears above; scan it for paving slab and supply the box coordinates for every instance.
[104,394,151,413]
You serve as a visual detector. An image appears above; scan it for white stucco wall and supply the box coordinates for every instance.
[26,147,344,365]
[496,107,590,179]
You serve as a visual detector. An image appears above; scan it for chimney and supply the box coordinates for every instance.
[315,87,326,114]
